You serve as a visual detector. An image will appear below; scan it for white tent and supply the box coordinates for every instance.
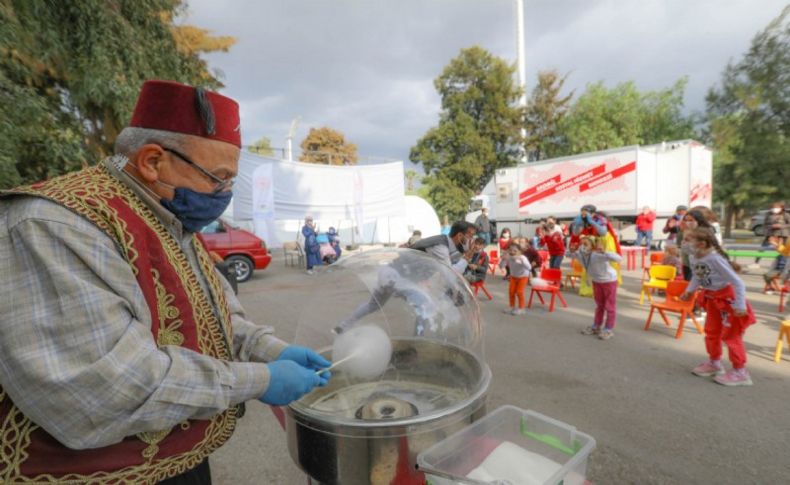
[232,152,437,248]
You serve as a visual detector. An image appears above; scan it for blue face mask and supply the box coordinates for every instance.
[161,187,232,233]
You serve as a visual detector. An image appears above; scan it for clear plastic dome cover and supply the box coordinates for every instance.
[291,248,488,427]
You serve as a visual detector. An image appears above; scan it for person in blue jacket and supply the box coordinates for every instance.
[302,215,322,274]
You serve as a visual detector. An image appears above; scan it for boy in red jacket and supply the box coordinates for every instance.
[541,221,566,269]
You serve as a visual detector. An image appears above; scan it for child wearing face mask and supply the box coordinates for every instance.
[499,243,531,315]
[681,227,756,386]
[571,236,622,340]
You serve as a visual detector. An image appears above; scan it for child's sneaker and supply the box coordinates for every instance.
[581,325,600,336]
[502,308,515,315]
[692,360,725,377]
[713,368,753,387]
[598,329,614,340]
[513,308,526,316]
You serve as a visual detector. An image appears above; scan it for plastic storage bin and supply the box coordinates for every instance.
[417,405,596,485]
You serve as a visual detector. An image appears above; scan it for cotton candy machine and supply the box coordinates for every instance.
[286,249,491,485]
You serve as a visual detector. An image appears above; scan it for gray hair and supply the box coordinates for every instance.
[114,127,188,157]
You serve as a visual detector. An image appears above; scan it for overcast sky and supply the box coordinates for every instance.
[184,0,786,165]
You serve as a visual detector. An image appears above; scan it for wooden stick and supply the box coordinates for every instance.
[315,353,357,375]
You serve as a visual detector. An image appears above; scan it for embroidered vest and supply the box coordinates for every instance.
[0,165,238,484]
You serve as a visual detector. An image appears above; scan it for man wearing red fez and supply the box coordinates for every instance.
[0,80,330,484]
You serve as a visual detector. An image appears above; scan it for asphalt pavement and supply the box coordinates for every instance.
[211,250,790,485]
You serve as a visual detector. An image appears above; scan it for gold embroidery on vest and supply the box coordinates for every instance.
[194,239,234,347]
[137,429,173,462]
[0,397,39,482]
[151,268,185,346]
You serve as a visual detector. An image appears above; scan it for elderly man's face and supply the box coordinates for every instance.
[139,134,240,201]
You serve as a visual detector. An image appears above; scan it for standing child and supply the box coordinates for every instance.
[499,228,512,280]
[500,243,531,315]
[541,222,566,269]
[572,236,622,340]
[681,227,756,386]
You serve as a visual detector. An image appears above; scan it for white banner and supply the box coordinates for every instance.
[251,163,278,247]
[235,152,405,221]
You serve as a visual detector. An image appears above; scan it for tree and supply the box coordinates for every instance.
[557,78,695,155]
[299,127,358,165]
[705,6,790,236]
[0,0,236,189]
[524,70,573,161]
[248,136,275,157]
[410,46,523,219]
[404,169,420,193]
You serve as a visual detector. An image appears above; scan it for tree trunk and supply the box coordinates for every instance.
[723,203,736,239]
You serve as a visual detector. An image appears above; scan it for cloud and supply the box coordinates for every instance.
[184,0,787,164]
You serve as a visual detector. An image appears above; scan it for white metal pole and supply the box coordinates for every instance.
[286,116,301,161]
[515,0,528,164]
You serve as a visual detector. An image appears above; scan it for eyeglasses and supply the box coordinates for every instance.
[162,147,235,194]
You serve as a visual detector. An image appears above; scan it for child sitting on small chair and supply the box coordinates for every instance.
[571,236,622,340]
[763,236,788,294]
[661,243,683,279]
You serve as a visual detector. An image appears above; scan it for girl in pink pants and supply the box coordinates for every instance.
[572,236,622,340]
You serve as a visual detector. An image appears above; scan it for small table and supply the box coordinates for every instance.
[621,246,647,271]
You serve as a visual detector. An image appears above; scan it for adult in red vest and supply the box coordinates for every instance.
[0,81,330,484]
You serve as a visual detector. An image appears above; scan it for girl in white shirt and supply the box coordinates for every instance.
[500,244,531,315]
[681,227,756,386]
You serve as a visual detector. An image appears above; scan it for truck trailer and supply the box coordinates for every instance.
[467,140,713,244]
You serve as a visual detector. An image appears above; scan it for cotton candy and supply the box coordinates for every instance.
[332,325,392,379]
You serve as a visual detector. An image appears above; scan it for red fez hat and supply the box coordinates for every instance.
[129,80,241,147]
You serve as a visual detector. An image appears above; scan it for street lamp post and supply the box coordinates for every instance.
[286,116,301,161]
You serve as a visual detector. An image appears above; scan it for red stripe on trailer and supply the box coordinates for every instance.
[519,164,606,207]
[518,174,561,199]
[578,161,636,192]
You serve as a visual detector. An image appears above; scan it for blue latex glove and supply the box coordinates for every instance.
[277,345,332,385]
[259,360,321,406]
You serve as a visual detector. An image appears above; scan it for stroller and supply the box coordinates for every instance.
[319,227,342,264]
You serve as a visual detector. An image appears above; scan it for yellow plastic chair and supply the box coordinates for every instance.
[775,320,790,363]
[640,265,677,304]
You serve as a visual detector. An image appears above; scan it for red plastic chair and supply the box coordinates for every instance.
[780,283,789,313]
[488,249,500,274]
[470,280,493,300]
[644,280,702,339]
[528,268,567,312]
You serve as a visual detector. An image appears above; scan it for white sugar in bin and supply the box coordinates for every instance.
[417,405,596,485]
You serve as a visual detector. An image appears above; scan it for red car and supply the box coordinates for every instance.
[199,219,271,282]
